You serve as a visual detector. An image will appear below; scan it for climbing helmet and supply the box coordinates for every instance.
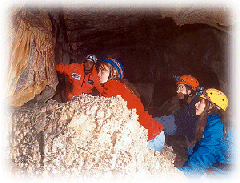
[101,59,124,79]
[176,75,200,91]
[200,88,228,111]
[86,54,97,63]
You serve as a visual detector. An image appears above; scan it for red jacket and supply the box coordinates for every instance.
[100,80,164,141]
[56,63,103,100]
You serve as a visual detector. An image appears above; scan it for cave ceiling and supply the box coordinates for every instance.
[49,6,233,53]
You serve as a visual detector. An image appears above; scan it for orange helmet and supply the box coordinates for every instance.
[176,75,199,91]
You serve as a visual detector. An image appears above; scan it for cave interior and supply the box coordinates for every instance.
[43,7,230,116]
[8,5,233,170]
[9,6,232,117]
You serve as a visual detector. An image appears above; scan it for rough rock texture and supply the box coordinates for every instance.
[49,8,230,107]
[7,8,58,107]
[160,6,234,34]
[7,8,231,109]
[133,82,154,108]
[10,94,186,180]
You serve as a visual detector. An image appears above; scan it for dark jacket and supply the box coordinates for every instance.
[173,95,199,142]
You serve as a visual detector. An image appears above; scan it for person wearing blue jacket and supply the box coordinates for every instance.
[178,88,229,177]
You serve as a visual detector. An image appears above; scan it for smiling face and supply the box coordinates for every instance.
[195,98,206,116]
[98,64,110,84]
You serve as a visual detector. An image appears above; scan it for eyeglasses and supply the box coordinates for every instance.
[176,85,185,91]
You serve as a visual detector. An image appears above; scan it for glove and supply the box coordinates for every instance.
[147,131,165,151]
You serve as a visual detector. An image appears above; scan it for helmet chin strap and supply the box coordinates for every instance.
[185,85,193,98]
[204,100,210,114]
[186,87,189,98]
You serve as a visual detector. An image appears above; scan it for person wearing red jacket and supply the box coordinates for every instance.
[98,58,165,151]
[56,54,103,100]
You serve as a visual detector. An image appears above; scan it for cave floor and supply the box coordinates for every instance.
[165,135,188,167]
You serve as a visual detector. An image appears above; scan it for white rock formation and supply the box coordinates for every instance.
[10,94,186,181]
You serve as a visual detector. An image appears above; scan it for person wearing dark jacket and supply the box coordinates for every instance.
[154,75,203,166]
[155,75,201,146]
[172,93,199,144]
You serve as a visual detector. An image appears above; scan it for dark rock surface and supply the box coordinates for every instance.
[49,8,230,108]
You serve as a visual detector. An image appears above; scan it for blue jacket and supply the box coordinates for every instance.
[178,113,225,176]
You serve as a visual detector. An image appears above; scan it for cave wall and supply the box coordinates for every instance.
[7,7,231,109]
[7,6,232,179]
[7,8,58,107]
[50,9,230,108]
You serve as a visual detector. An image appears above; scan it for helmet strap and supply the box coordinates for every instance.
[216,105,221,110]
[186,87,189,98]
[204,100,210,114]
[186,85,193,97]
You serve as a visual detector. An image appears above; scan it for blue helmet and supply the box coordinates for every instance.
[101,59,124,79]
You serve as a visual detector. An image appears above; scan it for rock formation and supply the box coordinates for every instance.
[10,94,186,181]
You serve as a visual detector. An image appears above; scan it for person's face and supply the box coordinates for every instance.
[98,65,110,84]
[195,98,206,116]
[176,84,189,99]
[84,60,95,73]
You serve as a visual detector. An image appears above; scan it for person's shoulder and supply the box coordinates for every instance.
[204,113,224,138]
[63,62,82,68]
[190,95,199,105]
[173,104,188,115]
[207,113,222,126]
[208,113,221,120]
[105,80,128,92]
[105,79,122,87]
[71,63,84,70]
[101,80,125,97]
